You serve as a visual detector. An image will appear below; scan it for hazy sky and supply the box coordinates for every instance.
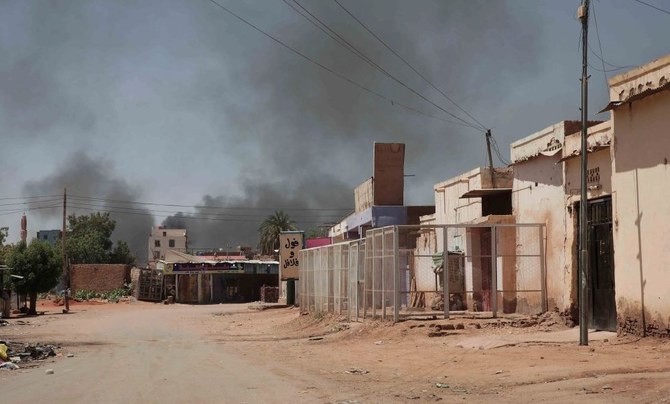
[1,0,669,259]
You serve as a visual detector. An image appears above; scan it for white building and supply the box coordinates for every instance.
[148,227,187,264]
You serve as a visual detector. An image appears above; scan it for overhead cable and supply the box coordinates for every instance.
[206,0,480,130]
[333,0,488,131]
[285,0,482,130]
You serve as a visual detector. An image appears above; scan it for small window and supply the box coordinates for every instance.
[153,251,160,259]
[155,240,161,247]
[163,231,167,237]
[169,239,175,248]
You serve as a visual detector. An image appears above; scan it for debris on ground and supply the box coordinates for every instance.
[435,383,450,388]
[345,367,369,375]
[0,341,60,369]
[0,362,20,370]
[46,368,54,375]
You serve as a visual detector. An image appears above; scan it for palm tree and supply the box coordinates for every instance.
[258,210,297,256]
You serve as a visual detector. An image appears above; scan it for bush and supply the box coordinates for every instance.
[74,284,132,302]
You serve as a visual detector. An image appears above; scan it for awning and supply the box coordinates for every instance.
[600,81,670,112]
[557,144,610,163]
[460,188,512,198]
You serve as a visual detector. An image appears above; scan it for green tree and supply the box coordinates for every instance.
[0,227,7,246]
[258,210,297,256]
[0,227,10,265]
[66,213,134,264]
[8,240,62,315]
[110,240,134,265]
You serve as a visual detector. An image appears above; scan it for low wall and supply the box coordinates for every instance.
[71,264,130,292]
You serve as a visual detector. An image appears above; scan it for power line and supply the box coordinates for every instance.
[0,204,61,217]
[0,195,61,201]
[588,45,634,70]
[633,0,670,15]
[68,194,352,212]
[590,1,609,89]
[65,204,336,224]
[66,200,344,221]
[490,135,510,166]
[284,0,482,130]
[333,0,488,132]
[206,0,479,130]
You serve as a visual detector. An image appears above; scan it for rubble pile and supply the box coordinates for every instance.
[0,340,60,371]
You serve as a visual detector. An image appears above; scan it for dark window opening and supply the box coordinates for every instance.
[481,191,512,216]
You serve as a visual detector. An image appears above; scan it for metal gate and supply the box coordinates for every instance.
[588,197,616,331]
[138,269,163,301]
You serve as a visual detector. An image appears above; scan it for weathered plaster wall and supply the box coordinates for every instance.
[611,89,670,337]
[512,140,566,312]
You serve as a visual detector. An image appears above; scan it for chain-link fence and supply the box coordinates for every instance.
[300,240,364,319]
[300,223,546,322]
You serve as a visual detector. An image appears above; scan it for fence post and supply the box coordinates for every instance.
[539,224,548,313]
[491,225,498,318]
[443,226,450,319]
[381,229,387,321]
[393,226,400,323]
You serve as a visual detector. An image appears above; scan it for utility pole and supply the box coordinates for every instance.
[485,129,496,187]
[62,187,69,313]
[578,0,590,346]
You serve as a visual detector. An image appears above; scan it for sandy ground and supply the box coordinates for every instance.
[1,299,670,403]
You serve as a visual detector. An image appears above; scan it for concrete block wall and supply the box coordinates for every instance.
[71,264,130,292]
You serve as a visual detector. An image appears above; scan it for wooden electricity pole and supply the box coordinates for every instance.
[62,187,69,313]
[578,0,590,346]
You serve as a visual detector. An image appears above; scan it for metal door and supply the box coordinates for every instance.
[588,197,616,331]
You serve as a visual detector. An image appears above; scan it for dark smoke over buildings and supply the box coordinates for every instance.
[161,174,352,250]
[22,152,154,263]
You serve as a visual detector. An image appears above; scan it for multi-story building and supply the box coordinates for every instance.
[36,229,62,246]
[148,227,187,263]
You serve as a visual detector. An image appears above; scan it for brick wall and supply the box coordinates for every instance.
[71,264,130,292]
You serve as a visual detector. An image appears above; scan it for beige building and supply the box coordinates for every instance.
[414,167,516,312]
[606,54,670,337]
[511,120,612,323]
[148,227,187,263]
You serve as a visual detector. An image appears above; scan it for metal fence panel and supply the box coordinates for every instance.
[300,223,546,322]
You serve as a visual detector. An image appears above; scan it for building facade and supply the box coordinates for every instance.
[148,227,187,263]
[36,229,62,246]
[607,54,670,336]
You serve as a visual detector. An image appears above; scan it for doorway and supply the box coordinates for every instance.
[576,196,616,331]
[588,197,616,331]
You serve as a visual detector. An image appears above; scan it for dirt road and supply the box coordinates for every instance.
[0,302,332,403]
[2,301,670,403]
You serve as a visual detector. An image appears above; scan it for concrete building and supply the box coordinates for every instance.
[414,166,516,312]
[148,227,187,263]
[157,250,278,303]
[36,229,62,246]
[510,120,609,320]
[328,142,434,241]
[605,54,670,337]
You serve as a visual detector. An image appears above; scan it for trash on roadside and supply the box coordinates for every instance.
[46,368,54,375]
[0,343,8,361]
[345,368,369,375]
[0,362,20,370]
[67,353,75,358]
[435,383,450,389]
